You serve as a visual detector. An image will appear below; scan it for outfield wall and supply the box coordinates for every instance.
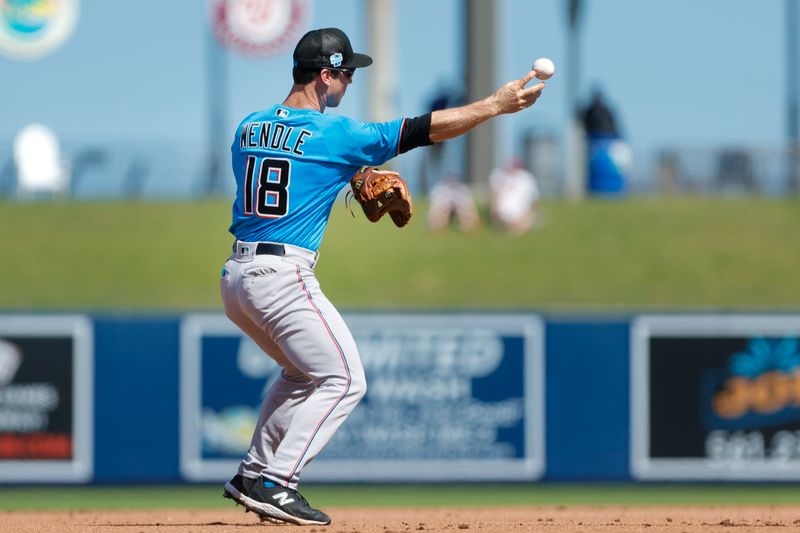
[0,312,798,484]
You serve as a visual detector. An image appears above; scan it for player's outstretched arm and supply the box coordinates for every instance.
[429,71,545,143]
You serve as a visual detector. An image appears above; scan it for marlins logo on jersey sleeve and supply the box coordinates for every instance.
[229,106,404,251]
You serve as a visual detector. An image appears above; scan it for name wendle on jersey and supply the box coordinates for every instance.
[239,120,313,156]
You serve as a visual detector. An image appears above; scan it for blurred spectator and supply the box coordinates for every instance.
[489,158,540,236]
[419,81,466,194]
[428,82,463,112]
[13,123,70,198]
[69,148,108,197]
[427,173,480,233]
[0,158,14,197]
[656,150,681,194]
[582,88,620,139]
[581,88,630,196]
[716,149,756,193]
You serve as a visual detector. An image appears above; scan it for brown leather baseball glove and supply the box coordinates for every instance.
[349,167,413,228]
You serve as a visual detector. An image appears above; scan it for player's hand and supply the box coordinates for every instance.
[492,71,545,115]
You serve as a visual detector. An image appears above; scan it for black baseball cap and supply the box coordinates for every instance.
[293,27,373,70]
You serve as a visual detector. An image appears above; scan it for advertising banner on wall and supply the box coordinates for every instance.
[0,315,93,482]
[180,313,544,482]
[631,315,800,480]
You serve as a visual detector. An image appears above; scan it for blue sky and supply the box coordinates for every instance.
[0,0,787,191]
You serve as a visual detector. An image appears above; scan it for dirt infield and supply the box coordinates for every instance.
[2,506,800,533]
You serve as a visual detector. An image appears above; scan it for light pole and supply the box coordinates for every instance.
[205,23,228,197]
[564,0,585,200]
[465,0,497,197]
[787,0,799,195]
[367,0,395,124]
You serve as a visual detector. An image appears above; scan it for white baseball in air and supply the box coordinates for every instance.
[532,57,555,80]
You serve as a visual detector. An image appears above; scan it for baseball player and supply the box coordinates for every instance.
[220,27,545,526]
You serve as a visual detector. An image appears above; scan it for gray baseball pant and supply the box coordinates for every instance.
[220,241,366,489]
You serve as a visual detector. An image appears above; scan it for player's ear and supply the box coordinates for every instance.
[319,69,334,86]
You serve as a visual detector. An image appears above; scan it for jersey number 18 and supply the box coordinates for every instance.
[243,156,291,218]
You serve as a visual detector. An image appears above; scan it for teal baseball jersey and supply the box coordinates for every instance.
[229,105,404,251]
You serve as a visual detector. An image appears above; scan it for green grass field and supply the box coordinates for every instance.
[0,197,798,310]
[0,484,799,509]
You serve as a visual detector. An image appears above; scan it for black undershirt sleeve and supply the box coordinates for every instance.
[398,113,433,154]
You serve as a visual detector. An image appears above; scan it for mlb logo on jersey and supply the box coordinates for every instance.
[329,52,342,67]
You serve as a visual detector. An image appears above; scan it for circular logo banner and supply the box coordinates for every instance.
[210,0,309,57]
[0,0,79,61]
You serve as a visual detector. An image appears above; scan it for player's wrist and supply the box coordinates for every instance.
[483,95,502,117]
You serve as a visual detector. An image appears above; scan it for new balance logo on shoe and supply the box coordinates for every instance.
[227,476,331,526]
[272,492,295,506]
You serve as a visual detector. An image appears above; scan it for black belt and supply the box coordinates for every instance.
[256,243,286,256]
[233,242,286,256]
